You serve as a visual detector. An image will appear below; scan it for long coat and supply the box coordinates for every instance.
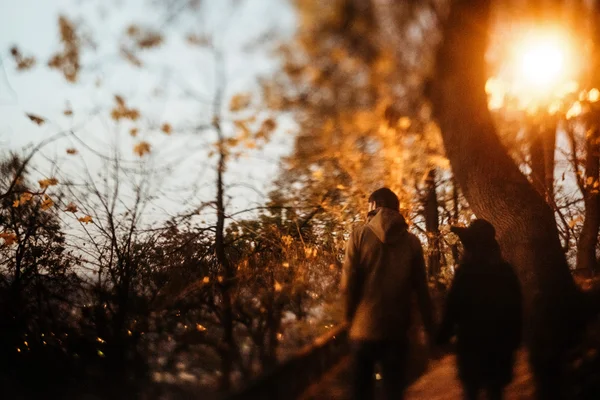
[341,207,434,341]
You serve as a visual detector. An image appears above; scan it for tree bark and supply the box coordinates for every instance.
[428,1,582,397]
[574,1,600,278]
[529,121,557,201]
[575,118,600,276]
[424,169,441,277]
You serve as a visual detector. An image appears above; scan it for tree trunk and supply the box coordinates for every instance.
[450,176,461,266]
[262,299,283,371]
[429,1,582,397]
[424,169,441,277]
[575,1,600,278]
[215,121,236,391]
[575,118,600,276]
[529,121,556,201]
[543,122,557,199]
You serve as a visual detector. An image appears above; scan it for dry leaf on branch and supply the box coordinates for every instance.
[78,215,93,224]
[133,141,151,157]
[26,114,46,125]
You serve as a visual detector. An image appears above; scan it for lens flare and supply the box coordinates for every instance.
[487,25,580,111]
[518,37,565,86]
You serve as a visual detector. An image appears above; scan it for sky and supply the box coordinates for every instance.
[0,0,298,228]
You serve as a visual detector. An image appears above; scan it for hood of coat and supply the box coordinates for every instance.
[451,218,502,261]
[366,207,408,243]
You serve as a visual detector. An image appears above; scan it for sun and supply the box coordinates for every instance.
[487,25,580,111]
[518,36,566,87]
[514,29,573,89]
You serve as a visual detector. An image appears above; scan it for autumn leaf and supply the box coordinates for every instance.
[234,120,251,139]
[66,148,78,155]
[64,202,78,213]
[111,95,140,121]
[196,324,207,332]
[161,123,172,135]
[256,118,276,141]
[38,178,59,189]
[26,114,45,125]
[202,276,210,284]
[13,200,20,208]
[40,195,54,211]
[0,232,17,246]
[10,46,36,71]
[281,235,293,247]
[126,25,140,36]
[137,33,163,49]
[261,118,277,133]
[78,215,93,224]
[133,141,151,157]
[586,177,595,186]
[64,108,73,116]
[225,137,239,147]
[47,16,80,82]
[113,92,127,111]
[229,93,251,112]
[130,128,138,137]
[304,246,317,258]
[274,281,283,292]
[19,193,33,204]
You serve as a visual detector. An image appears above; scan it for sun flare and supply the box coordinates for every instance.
[513,30,571,89]
[487,25,581,112]
[519,39,565,86]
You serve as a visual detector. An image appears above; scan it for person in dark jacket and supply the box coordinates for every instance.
[342,188,434,400]
[437,219,523,400]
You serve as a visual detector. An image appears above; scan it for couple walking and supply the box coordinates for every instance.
[342,188,523,400]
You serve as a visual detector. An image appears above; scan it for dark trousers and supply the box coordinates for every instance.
[458,346,514,400]
[350,339,408,400]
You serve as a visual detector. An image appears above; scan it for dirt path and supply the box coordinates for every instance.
[406,351,533,399]
[301,351,534,399]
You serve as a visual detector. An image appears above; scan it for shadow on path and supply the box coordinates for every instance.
[301,350,533,400]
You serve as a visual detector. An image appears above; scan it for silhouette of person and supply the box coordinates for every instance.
[342,188,434,400]
[437,219,523,400]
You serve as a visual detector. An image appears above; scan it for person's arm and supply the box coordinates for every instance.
[340,229,363,324]
[410,236,435,339]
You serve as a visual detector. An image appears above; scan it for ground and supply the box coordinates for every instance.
[301,350,534,399]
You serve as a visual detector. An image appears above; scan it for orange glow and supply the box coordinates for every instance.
[487,25,581,112]
[516,32,568,87]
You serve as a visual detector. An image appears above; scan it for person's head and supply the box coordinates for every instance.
[451,218,499,257]
[368,187,400,212]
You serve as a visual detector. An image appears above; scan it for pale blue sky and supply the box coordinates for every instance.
[0,0,297,226]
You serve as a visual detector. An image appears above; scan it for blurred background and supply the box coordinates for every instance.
[1,0,600,398]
